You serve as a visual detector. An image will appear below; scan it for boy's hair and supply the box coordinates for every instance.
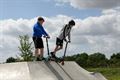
[38,17,44,22]
[68,20,75,26]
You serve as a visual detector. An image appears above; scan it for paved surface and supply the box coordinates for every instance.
[0,62,30,80]
[0,61,107,80]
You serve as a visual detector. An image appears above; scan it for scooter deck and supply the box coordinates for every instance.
[44,57,64,65]
[50,57,64,65]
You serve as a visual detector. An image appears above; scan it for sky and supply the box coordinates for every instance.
[0,0,120,63]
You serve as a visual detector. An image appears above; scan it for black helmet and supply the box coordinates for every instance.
[69,20,75,26]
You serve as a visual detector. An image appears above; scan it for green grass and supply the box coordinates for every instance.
[86,68,120,80]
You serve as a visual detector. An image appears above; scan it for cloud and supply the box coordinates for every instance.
[0,10,120,62]
[102,7,120,15]
[0,15,73,62]
[54,0,120,9]
[72,8,120,56]
[0,18,36,62]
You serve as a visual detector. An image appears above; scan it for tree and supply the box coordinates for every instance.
[18,35,33,61]
[75,53,89,67]
[110,52,120,67]
[65,56,75,61]
[87,52,108,68]
[6,57,16,63]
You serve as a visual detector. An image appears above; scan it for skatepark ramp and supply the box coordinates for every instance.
[0,61,107,80]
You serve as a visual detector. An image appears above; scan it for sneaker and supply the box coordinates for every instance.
[36,57,42,61]
[33,56,37,61]
[50,52,57,59]
[41,57,45,60]
[35,55,44,61]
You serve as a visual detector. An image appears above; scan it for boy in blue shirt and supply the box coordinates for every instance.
[33,17,50,61]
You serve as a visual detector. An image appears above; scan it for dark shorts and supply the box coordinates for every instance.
[33,37,44,48]
[56,38,63,46]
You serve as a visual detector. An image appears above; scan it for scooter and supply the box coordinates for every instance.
[60,41,69,65]
[45,37,69,65]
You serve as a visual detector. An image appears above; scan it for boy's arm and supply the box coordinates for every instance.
[68,31,71,42]
[41,26,49,37]
[61,26,65,32]
[61,24,67,32]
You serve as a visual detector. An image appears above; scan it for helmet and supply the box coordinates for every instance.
[69,20,75,26]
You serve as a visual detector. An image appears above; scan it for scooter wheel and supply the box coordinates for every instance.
[61,61,64,65]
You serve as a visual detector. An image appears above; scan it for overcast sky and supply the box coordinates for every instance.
[0,0,120,63]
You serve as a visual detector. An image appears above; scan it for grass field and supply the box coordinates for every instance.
[86,68,120,80]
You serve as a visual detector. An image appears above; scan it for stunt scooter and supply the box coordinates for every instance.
[45,37,69,65]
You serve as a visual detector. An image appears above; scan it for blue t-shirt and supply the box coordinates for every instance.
[33,22,48,37]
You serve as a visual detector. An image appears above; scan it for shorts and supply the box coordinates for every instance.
[33,37,44,48]
[56,38,63,46]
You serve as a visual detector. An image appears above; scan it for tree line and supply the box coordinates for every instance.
[64,52,120,68]
[6,35,120,68]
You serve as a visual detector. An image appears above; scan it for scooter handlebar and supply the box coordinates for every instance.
[43,35,50,39]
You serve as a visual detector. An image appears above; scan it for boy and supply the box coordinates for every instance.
[33,17,50,61]
[51,20,75,58]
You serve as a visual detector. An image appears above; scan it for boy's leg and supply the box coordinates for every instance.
[53,38,63,54]
[40,48,44,58]
[34,48,40,61]
[34,48,44,61]
[50,38,63,58]
[50,45,63,59]
[33,37,40,59]
[53,45,63,54]
[35,48,40,56]
[37,38,44,60]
